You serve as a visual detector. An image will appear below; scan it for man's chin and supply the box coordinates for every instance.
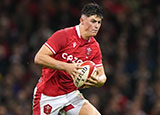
[88,32,97,37]
[91,33,97,37]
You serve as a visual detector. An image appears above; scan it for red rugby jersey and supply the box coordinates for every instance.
[36,25,102,96]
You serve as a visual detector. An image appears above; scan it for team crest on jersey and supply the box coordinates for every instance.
[86,47,92,56]
[44,104,52,114]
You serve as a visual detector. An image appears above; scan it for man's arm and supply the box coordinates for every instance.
[96,66,107,86]
[83,66,107,88]
[34,45,82,78]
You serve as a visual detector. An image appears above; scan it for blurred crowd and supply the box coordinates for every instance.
[0,0,160,115]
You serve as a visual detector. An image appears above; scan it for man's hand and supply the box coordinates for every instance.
[64,63,83,81]
[83,74,106,88]
[83,66,107,88]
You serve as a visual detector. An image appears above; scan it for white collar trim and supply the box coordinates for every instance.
[75,25,81,38]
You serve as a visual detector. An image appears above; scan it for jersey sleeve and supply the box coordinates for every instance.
[92,43,103,67]
[45,29,67,54]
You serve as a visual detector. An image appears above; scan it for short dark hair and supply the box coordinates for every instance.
[81,3,103,19]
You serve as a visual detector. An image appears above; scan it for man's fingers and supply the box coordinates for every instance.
[84,81,95,86]
[75,69,82,75]
[90,76,97,81]
[76,66,83,70]
[72,72,77,78]
[83,81,95,88]
[70,75,75,80]
[87,76,98,83]
[82,85,91,88]
[86,78,96,84]
[75,63,83,69]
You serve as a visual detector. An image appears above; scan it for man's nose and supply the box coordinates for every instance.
[95,22,99,28]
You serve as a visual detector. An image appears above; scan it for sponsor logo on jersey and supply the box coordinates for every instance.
[62,53,83,63]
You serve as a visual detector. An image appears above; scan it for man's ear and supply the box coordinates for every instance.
[80,15,85,25]
[80,17,83,25]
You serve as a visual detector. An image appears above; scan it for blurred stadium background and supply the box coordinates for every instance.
[0,0,160,114]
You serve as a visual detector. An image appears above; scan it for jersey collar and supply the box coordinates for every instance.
[75,25,81,38]
[75,25,91,42]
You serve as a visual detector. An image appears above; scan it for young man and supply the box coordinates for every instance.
[33,3,107,115]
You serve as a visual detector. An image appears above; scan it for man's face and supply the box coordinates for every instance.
[82,15,102,37]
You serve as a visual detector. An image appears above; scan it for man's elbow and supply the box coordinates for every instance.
[34,54,41,65]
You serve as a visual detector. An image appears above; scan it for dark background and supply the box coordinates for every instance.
[0,0,160,114]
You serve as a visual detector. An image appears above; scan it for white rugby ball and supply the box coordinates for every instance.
[74,61,97,88]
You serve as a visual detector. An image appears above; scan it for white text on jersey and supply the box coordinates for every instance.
[62,53,83,63]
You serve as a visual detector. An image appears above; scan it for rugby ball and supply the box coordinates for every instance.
[74,61,97,88]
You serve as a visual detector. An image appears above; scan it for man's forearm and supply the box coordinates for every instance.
[34,53,68,71]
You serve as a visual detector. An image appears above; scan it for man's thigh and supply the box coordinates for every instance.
[66,101,101,115]
[61,91,86,115]
[79,101,101,115]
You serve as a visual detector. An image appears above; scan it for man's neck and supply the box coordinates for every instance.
[79,24,90,40]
